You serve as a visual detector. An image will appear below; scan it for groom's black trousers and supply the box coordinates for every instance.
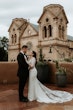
[19,75,28,99]
[17,52,29,100]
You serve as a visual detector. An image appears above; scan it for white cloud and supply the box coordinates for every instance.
[0,25,9,37]
[0,0,73,37]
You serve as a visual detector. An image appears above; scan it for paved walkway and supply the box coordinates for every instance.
[0,84,73,110]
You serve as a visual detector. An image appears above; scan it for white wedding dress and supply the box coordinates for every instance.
[28,57,73,103]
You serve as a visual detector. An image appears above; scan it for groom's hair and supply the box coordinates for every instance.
[22,45,28,49]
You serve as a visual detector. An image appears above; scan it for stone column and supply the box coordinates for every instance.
[52,18,59,39]
[38,24,43,41]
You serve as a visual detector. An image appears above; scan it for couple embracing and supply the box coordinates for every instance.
[17,45,73,103]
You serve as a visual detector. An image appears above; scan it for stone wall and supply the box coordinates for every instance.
[48,62,73,84]
[0,62,18,84]
[0,62,73,84]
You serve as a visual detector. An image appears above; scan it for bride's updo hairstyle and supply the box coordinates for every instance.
[32,51,36,59]
[32,51,37,65]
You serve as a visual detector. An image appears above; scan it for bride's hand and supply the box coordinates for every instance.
[28,65,33,70]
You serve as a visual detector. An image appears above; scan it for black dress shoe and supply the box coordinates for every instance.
[23,96,28,99]
[23,96,29,101]
[19,98,29,102]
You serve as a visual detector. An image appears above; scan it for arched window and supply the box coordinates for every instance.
[14,34,17,43]
[44,26,47,38]
[11,35,14,44]
[46,18,49,22]
[48,25,52,37]
[13,28,15,31]
[62,26,64,39]
[59,25,61,38]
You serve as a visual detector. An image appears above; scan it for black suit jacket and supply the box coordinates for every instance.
[17,52,29,78]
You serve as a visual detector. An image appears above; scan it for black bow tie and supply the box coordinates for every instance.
[24,54,28,58]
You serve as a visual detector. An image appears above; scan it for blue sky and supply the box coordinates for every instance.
[0,0,73,38]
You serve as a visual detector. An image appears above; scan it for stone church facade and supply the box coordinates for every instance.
[8,4,73,62]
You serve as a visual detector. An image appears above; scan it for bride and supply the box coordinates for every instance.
[27,51,73,103]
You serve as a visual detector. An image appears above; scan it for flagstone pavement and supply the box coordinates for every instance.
[0,84,73,110]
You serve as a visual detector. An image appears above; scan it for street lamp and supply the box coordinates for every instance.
[49,45,52,53]
[49,45,65,59]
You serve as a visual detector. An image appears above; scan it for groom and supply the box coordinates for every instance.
[17,45,29,102]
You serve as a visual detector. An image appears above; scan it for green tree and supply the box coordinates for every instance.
[0,36,9,61]
[1,36,9,50]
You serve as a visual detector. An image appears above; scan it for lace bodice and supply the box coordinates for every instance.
[28,57,36,69]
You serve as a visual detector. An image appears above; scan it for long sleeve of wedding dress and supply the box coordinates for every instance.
[28,57,73,103]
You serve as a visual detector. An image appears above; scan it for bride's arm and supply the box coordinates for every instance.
[25,57,36,69]
[29,58,36,69]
